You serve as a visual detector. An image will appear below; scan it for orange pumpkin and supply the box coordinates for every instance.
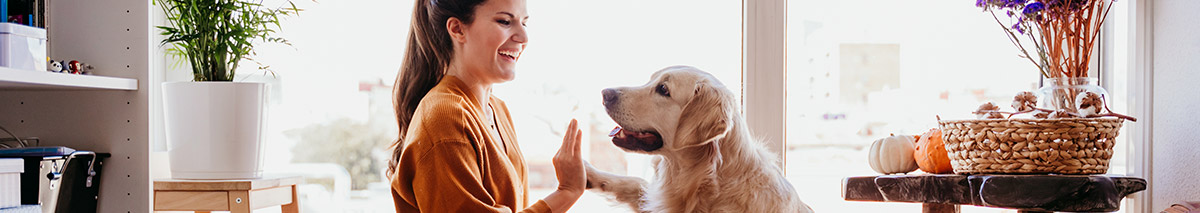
[914,128,954,174]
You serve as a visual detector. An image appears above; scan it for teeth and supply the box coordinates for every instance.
[499,50,519,58]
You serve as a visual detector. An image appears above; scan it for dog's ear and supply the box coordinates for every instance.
[674,81,729,212]
[672,80,732,150]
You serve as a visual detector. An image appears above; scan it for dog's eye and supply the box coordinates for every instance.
[656,84,670,97]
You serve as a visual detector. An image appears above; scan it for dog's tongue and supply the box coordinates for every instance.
[609,126,657,140]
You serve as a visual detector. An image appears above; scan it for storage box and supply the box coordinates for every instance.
[0,147,107,212]
[0,23,47,72]
[0,158,23,209]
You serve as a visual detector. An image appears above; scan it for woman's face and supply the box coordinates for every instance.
[453,0,528,84]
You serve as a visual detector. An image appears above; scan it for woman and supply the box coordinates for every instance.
[387,0,586,212]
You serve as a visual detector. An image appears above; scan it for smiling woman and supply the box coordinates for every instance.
[386,0,590,212]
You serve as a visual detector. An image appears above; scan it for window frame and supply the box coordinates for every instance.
[743,0,788,167]
[1120,0,1154,212]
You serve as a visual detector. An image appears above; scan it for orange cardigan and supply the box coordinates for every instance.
[391,76,551,213]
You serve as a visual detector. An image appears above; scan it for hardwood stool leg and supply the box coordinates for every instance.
[923,203,961,213]
[228,190,251,213]
[282,184,300,213]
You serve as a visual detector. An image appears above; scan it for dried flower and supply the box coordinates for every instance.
[1022,2,1045,15]
[1049,109,1079,119]
[1076,92,1103,117]
[1012,91,1038,112]
[974,102,1005,119]
[1033,111,1050,119]
[978,0,1117,78]
[1011,23,1025,34]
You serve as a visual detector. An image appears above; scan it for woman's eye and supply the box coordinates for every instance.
[656,84,670,97]
[496,19,511,26]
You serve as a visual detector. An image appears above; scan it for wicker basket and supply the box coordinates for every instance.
[937,118,1124,175]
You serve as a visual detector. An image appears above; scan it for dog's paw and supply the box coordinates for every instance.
[587,180,610,191]
[584,162,604,190]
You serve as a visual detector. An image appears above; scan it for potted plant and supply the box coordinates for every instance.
[157,0,298,179]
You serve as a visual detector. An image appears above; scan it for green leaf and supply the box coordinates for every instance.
[155,0,303,82]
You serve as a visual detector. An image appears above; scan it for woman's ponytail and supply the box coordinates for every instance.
[388,0,485,178]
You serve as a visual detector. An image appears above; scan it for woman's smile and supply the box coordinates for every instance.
[498,48,521,62]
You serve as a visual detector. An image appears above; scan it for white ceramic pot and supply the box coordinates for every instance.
[163,82,267,179]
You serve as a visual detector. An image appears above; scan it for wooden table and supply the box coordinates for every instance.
[842,174,1146,213]
[154,176,302,213]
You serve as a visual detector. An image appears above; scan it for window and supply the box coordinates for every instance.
[784,0,1131,212]
[214,0,415,212]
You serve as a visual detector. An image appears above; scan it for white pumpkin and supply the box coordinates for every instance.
[867,134,919,174]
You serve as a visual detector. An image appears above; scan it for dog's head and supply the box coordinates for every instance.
[602,66,736,154]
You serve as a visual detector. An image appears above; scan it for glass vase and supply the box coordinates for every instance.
[1036,77,1108,113]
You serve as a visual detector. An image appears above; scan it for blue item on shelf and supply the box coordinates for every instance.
[0,205,40,213]
[1,0,8,24]
[0,147,75,157]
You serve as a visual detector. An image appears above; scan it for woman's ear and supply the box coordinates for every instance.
[446,17,467,43]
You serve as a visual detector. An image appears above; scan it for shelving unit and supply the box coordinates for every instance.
[0,0,151,212]
[0,67,138,90]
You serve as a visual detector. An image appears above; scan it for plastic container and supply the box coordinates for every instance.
[0,23,48,72]
[0,158,23,209]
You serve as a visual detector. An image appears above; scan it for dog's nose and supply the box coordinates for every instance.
[602,88,619,106]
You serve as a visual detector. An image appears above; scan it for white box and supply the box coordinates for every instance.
[0,23,48,72]
[0,158,23,209]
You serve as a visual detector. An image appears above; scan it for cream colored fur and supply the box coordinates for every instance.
[588,66,813,213]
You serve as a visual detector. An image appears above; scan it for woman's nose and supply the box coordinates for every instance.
[512,24,528,43]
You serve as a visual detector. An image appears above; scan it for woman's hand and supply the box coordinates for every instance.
[554,119,586,194]
[543,119,585,213]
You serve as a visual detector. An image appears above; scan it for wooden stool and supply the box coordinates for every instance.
[153,176,302,213]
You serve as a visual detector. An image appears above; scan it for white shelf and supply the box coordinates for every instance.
[0,66,138,90]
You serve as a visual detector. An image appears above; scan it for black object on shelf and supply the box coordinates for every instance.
[49,151,108,213]
[0,147,109,213]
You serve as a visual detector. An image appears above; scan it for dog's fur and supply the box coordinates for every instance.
[587,66,813,213]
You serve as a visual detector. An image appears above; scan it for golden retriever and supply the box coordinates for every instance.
[586,66,813,213]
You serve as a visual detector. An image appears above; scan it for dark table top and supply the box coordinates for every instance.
[843,174,1146,212]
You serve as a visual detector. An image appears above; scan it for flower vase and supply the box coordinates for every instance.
[1036,77,1108,114]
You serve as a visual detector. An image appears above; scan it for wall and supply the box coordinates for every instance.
[1151,0,1200,211]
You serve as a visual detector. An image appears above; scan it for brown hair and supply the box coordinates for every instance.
[388,0,486,177]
